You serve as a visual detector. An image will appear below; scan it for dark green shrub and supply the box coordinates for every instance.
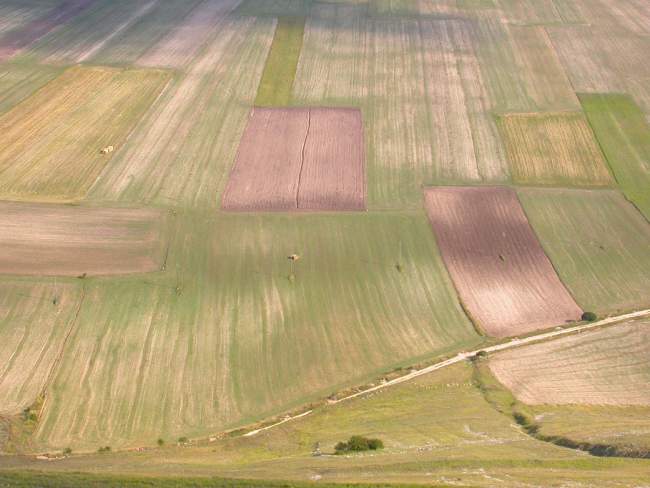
[157,438,165,447]
[178,436,188,444]
[334,435,384,454]
[581,311,597,322]
[97,446,111,453]
[63,447,72,455]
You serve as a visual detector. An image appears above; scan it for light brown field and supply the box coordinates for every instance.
[0,280,82,415]
[424,186,582,337]
[489,318,650,406]
[0,65,169,201]
[497,112,613,186]
[0,202,167,277]
[137,0,240,69]
[222,107,366,211]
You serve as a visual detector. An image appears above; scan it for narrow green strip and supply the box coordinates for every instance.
[255,16,305,107]
[579,93,650,220]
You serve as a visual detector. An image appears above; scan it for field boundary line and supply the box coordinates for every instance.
[240,308,650,438]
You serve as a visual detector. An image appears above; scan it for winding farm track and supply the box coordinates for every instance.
[242,308,650,438]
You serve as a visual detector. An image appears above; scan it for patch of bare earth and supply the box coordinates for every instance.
[222,107,366,211]
[0,202,166,276]
[424,186,582,337]
[0,0,95,62]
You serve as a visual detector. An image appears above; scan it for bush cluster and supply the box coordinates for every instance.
[334,435,384,454]
[581,311,598,322]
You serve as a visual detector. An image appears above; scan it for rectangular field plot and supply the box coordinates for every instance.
[424,186,582,337]
[518,188,650,315]
[580,94,650,220]
[0,65,169,201]
[32,211,480,450]
[489,318,650,406]
[0,280,82,415]
[0,202,167,277]
[497,113,613,186]
[222,107,366,211]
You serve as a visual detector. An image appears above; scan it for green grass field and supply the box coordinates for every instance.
[519,188,650,315]
[31,211,479,451]
[580,93,650,220]
[254,17,305,106]
[3,362,650,486]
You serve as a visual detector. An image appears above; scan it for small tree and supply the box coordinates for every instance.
[581,311,597,322]
[178,436,188,444]
[63,447,72,455]
[157,438,165,447]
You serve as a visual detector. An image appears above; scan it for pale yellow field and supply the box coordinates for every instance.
[0,280,82,415]
[498,112,613,186]
[0,65,169,201]
[489,318,650,406]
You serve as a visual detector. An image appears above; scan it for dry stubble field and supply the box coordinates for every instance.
[0,65,169,201]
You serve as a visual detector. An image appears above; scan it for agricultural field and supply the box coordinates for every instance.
[32,211,479,451]
[1,0,650,485]
[490,318,650,406]
[0,202,167,276]
[424,186,581,337]
[4,362,650,486]
[497,112,613,186]
[0,280,82,416]
[519,188,650,315]
[0,0,94,62]
[579,93,650,220]
[0,65,169,201]
[222,108,365,211]
[0,62,60,113]
[89,15,275,209]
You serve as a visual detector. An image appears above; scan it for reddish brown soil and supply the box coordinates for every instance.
[222,108,308,211]
[299,108,366,210]
[0,202,166,276]
[222,107,366,211]
[424,186,582,337]
[0,0,94,61]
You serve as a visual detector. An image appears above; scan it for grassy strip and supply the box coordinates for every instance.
[472,357,650,459]
[0,472,439,488]
[255,17,305,106]
[579,93,650,220]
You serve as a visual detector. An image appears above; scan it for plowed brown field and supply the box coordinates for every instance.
[222,107,365,211]
[0,202,166,277]
[424,186,582,337]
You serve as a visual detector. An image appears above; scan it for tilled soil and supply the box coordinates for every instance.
[424,186,582,337]
[222,107,366,211]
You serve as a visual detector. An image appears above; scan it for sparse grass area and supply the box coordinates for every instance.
[518,188,650,315]
[254,17,305,106]
[579,93,650,220]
